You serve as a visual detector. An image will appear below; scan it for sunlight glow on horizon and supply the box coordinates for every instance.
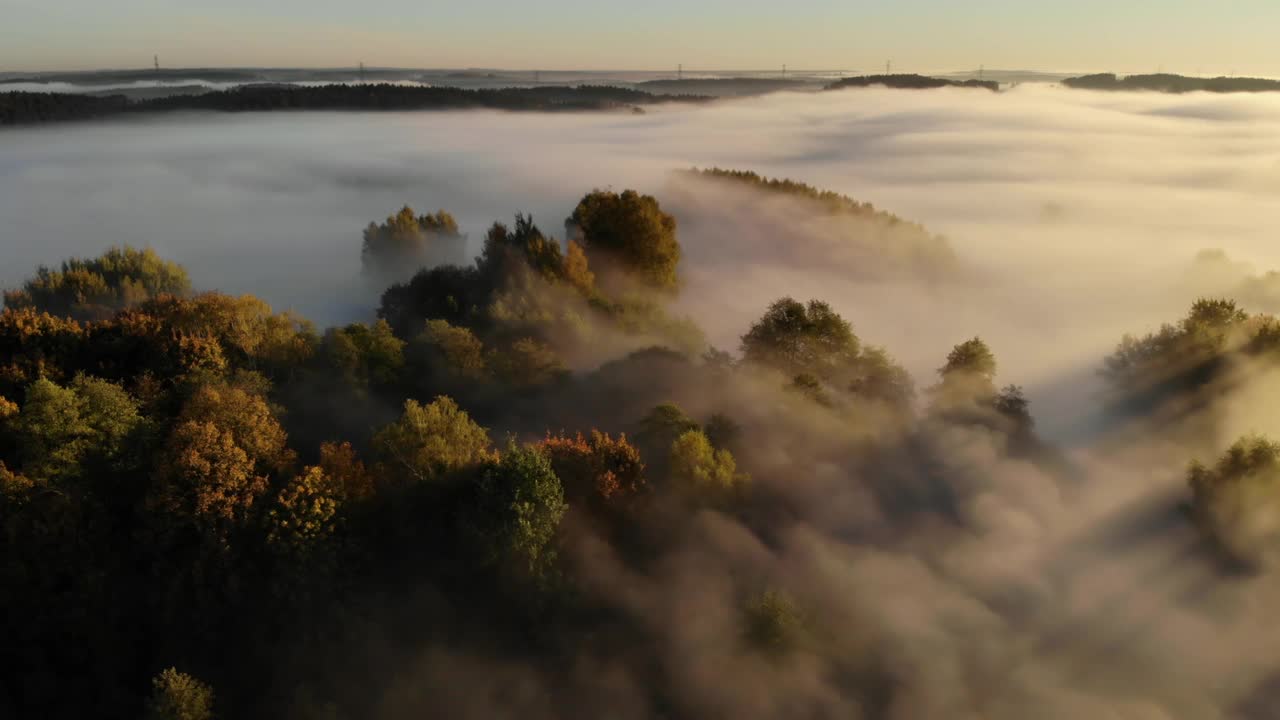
[1,0,1278,76]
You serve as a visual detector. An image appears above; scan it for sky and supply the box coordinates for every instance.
[2,0,1279,76]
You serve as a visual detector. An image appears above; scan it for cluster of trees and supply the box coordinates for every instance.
[12,171,1277,716]
[1101,297,1280,419]
[1063,73,1280,93]
[825,74,1000,92]
[1,84,711,126]
[361,206,466,282]
[1097,297,1280,568]
[678,167,960,281]
[690,167,943,236]
[3,246,191,320]
[0,172,1063,717]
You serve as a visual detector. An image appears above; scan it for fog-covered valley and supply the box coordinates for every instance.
[6,84,1280,440]
[7,80,1280,720]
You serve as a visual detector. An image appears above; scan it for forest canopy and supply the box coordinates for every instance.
[1,167,1276,720]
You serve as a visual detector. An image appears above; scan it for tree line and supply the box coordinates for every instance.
[1063,73,1280,93]
[0,84,712,127]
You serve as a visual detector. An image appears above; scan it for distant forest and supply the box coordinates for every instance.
[0,84,709,126]
[825,74,1000,92]
[1063,73,1280,93]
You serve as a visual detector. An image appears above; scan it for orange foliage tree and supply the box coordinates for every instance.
[538,430,646,511]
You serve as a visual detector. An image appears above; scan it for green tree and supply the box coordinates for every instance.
[670,429,745,496]
[1188,435,1280,568]
[567,189,681,291]
[464,442,567,578]
[10,375,141,483]
[144,668,214,720]
[321,319,406,391]
[378,264,485,337]
[932,337,998,407]
[372,396,492,484]
[741,298,859,379]
[413,319,487,379]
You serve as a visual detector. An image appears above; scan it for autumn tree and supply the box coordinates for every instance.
[177,383,293,476]
[144,668,214,720]
[147,384,291,555]
[4,246,190,321]
[150,418,265,546]
[265,465,345,586]
[539,430,646,510]
[0,309,85,398]
[317,440,374,501]
[372,396,492,485]
[567,189,681,291]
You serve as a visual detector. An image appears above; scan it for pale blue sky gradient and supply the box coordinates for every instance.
[2,0,1278,75]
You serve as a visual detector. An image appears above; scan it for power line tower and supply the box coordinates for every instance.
[154,55,160,73]
[978,64,985,81]
[359,61,366,82]
[886,60,892,74]
[782,64,787,79]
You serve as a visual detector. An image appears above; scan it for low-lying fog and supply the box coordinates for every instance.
[4,84,1280,441]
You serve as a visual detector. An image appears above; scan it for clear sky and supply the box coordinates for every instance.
[2,0,1278,76]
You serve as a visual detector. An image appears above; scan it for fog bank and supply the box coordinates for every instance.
[4,85,1280,440]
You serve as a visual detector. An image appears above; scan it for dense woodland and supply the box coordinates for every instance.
[1,167,1277,718]
[824,74,999,92]
[1063,73,1280,93]
[0,84,708,126]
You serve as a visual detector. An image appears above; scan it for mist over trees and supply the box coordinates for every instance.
[362,206,466,283]
[3,163,1280,720]
[669,168,961,282]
